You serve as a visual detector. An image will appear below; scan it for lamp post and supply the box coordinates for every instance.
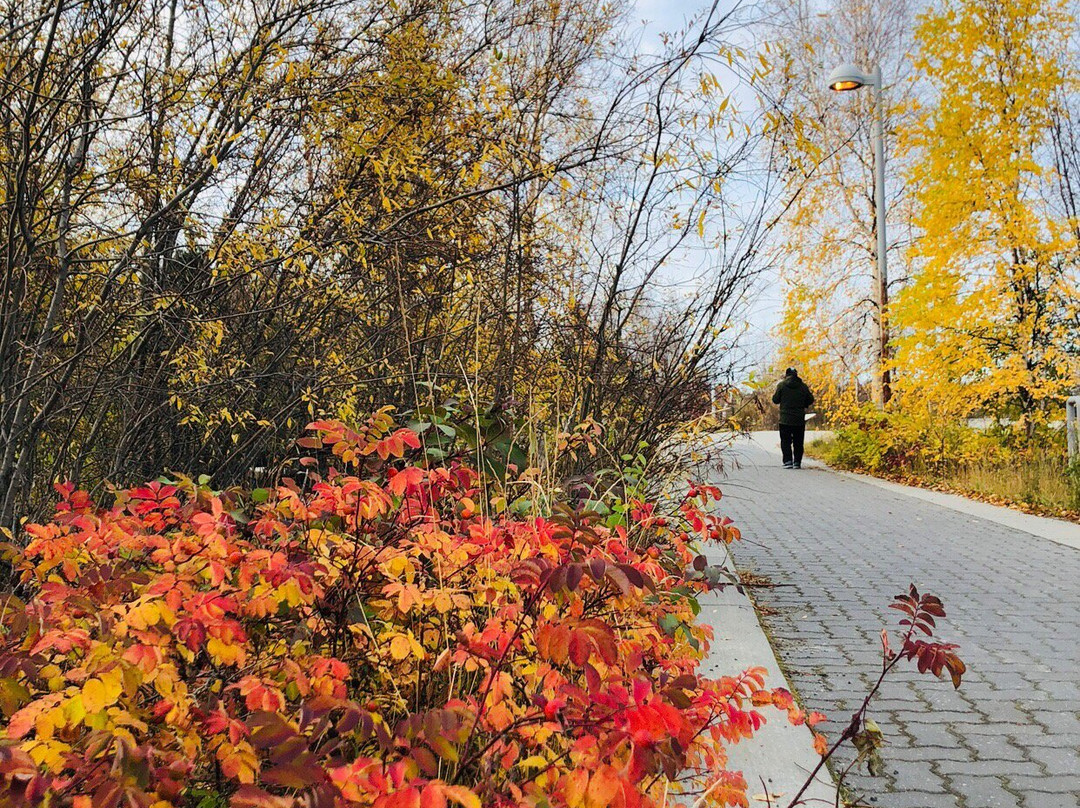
[827,63,891,406]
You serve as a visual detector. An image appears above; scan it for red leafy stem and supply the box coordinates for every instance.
[784,584,966,808]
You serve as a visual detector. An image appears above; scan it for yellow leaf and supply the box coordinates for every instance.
[389,635,411,660]
[443,786,481,808]
[28,738,71,771]
[432,590,454,614]
[207,637,246,666]
[100,667,124,705]
[64,693,86,725]
[82,678,107,713]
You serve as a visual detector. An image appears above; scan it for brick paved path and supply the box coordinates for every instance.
[715,441,1080,808]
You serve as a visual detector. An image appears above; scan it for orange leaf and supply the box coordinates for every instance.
[813,732,828,755]
[585,766,621,808]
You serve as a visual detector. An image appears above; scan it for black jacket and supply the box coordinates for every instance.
[772,374,814,427]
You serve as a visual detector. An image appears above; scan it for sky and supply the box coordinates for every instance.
[632,0,787,377]
[633,0,722,34]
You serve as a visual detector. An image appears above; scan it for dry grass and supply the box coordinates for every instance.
[939,458,1080,517]
[808,438,1080,522]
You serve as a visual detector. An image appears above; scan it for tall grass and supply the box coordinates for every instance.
[809,436,1080,520]
[947,457,1080,514]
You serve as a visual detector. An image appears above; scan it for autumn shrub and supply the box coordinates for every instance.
[818,403,1004,474]
[0,410,811,808]
[813,403,1080,517]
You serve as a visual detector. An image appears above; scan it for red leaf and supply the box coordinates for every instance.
[605,566,631,596]
[565,563,583,592]
[420,783,448,808]
[247,712,295,749]
[569,633,590,666]
[261,761,325,788]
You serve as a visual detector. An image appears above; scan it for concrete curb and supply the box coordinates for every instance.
[694,544,839,807]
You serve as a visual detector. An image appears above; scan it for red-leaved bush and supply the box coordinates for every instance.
[0,411,809,808]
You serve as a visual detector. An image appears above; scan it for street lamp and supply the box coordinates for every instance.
[827,63,891,406]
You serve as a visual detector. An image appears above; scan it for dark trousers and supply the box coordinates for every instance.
[779,423,805,466]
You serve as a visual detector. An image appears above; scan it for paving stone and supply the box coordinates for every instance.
[1022,732,1080,750]
[933,757,1042,777]
[879,745,969,764]
[1019,792,1080,808]
[1007,775,1080,793]
[854,791,961,808]
[977,701,1039,723]
[1033,681,1080,701]
[956,736,1030,762]
[1031,711,1080,734]
[710,441,1080,807]
[947,776,1023,808]
[899,722,967,748]
[1022,744,1080,776]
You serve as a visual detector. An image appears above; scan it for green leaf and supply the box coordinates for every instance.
[679,624,700,651]
[0,678,30,716]
[659,613,680,636]
[581,499,610,515]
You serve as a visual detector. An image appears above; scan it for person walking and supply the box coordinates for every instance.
[772,368,814,469]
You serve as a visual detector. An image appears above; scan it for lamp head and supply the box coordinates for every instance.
[827,63,872,92]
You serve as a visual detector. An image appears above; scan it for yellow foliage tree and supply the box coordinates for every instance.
[894,0,1080,429]
[766,0,919,412]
